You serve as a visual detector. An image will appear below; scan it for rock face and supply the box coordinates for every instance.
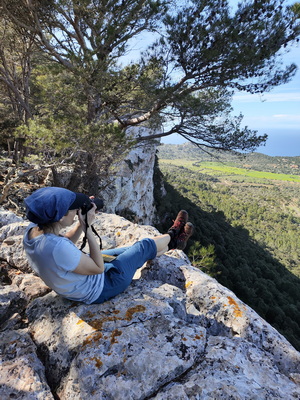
[1,209,300,399]
[101,129,159,224]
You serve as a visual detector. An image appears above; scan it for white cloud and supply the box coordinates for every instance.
[273,114,300,121]
[233,92,300,103]
[241,114,300,130]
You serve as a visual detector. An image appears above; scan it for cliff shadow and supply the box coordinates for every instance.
[154,181,300,351]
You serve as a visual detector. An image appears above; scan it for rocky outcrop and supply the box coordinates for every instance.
[0,128,160,226]
[1,209,300,399]
[101,128,159,224]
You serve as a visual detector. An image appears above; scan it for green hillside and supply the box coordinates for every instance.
[158,143,300,176]
[154,144,300,350]
[159,159,300,183]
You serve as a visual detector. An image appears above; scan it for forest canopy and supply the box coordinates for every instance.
[155,146,300,350]
[0,0,300,192]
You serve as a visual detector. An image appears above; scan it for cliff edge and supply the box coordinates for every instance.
[0,210,300,399]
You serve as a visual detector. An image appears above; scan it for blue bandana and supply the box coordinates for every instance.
[24,187,89,226]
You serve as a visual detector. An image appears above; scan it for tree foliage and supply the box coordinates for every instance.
[0,16,37,161]
[0,0,299,191]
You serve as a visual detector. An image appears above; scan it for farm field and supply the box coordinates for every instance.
[159,159,300,183]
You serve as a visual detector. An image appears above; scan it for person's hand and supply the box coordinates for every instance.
[78,202,97,228]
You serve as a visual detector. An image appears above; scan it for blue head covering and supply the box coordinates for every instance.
[24,187,89,226]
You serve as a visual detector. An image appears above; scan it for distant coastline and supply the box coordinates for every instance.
[256,129,300,157]
[161,128,300,157]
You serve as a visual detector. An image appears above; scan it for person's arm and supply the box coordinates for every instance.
[72,204,104,275]
[64,221,83,244]
[64,196,96,243]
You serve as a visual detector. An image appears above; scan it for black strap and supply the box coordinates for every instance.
[80,213,102,253]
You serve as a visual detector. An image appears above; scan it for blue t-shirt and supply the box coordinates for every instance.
[23,224,104,304]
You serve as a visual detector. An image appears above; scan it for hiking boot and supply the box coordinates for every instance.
[167,210,189,238]
[176,222,194,250]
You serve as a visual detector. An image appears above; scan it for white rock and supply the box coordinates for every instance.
[101,128,159,224]
[0,284,27,325]
[0,220,29,242]
[0,233,31,272]
[12,273,51,300]
[0,208,23,228]
[153,335,300,400]
[0,329,54,399]
[0,211,299,400]
[181,264,300,375]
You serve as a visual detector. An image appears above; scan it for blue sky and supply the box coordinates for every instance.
[161,1,300,157]
[230,0,299,134]
[230,44,300,156]
[231,45,300,132]
[163,44,300,156]
[120,1,300,157]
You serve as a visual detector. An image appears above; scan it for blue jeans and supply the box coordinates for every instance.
[92,238,157,304]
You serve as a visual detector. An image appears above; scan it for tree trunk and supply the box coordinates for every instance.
[12,139,19,165]
[66,164,84,192]
[84,152,100,194]
[51,166,62,187]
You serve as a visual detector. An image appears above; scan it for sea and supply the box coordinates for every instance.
[256,129,300,157]
[161,129,300,158]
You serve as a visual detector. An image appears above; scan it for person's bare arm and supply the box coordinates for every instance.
[64,221,83,244]
[73,247,104,275]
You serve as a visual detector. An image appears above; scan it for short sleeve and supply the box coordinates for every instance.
[52,238,81,272]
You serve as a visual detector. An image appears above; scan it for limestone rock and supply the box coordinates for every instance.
[26,285,206,399]
[0,312,23,331]
[153,336,300,400]
[100,128,158,224]
[0,284,27,325]
[0,329,54,399]
[0,220,28,241]
[11,273,51,301]
[0,220,31,272]
[0,208,23,228]
[181,264,300,375]
[92,212,160,248]
[0,212,300,399]
[48,128,159,224]
[0,235,32,272]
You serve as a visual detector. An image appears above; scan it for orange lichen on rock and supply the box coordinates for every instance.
[227,296,243,318]
[125,305,146,321]
[82,331,103,347]
[88,315,117,331]
[185,281,193,289]
[81,305,145,330]
[90,357,103,368]
[79,305,146,349]
[111,329,122,345]
[194,334,204,340]
[85,311,96,318]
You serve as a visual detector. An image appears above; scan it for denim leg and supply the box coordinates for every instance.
[102,247,129,256]
[93,238,157,304]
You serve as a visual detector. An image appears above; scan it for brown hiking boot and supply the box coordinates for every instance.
[176,222,194,250]
[167,210,189,238]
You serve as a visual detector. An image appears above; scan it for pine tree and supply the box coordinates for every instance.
[0,0,299,191]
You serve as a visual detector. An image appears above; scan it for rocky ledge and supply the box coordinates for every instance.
[0,209,300,399]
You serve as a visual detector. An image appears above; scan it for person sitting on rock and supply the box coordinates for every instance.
[23,187,194,305]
